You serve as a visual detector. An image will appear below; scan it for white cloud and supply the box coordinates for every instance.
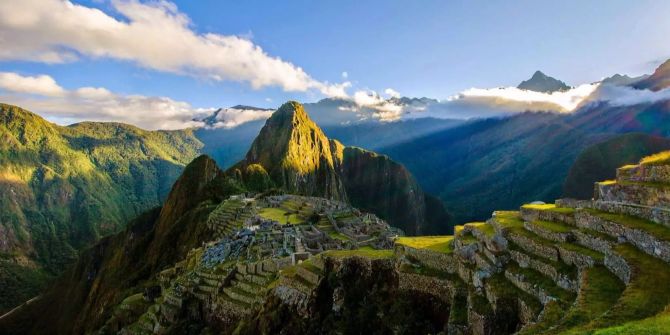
[586,84,670,107]
[0,72,210,130]
[0,0,346,96]
[384,88,401,99]
[206,107,273,129]
[452,84,600,112]
[352,90,404,122]
[341,71,348,79]
[0,72,66,97]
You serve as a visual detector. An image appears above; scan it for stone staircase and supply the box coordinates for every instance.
[218,260,279,312]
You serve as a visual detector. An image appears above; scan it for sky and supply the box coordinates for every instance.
[1,0,670,129]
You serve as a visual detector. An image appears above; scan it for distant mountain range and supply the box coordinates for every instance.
[380,60,670,223]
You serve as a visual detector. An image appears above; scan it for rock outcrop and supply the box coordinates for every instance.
[231,101,451,235]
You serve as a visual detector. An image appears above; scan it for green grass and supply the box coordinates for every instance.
[579,244,670,331]
[465,222,495,238]
[532,220,573,233]
[507,241,578,278]
[522,203,575,214]
[507,262,576,303]
[586,209,670,242]
[395,236,454,254]
[557,240,605,262]
[322,248,394,259]
[593,309,670,334]
[457,233,478,245]
[327,231,350,241]
[547,266,625,334]
[258,207,303,224]
[640,151,670,166]
[494,211,525,229]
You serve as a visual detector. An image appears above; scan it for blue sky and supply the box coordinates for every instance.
[1,0,670,128]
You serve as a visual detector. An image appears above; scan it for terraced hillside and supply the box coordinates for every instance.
[387,152,670,334]
[4,132,670,333]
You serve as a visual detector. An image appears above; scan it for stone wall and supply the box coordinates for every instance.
[617,164,670,184]
[576,210,670,264]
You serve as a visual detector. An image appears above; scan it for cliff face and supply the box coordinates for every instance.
[238,101,348,201]
[233,101,451,235]
[340,147,450,234]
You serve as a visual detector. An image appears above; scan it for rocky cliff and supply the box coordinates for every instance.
[232,101,451,235]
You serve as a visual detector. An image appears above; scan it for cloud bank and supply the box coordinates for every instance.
[0,71,210,130]
[204,107,274,129]
[0,0,346,96]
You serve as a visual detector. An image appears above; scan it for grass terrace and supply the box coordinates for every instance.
[594,309,670,334]
[327,231,351,241]
[548,266,625,334]
[493,211,525,229]
[507,262,576,303]
[640,151,670,166]
[582,244,670,331]
[465,222,495,238]
[322,248,394,259]
[586,209,670,242]
[532,220,573,233]
[395,236,454,254]
[258,207,303,225]
[522,203,575,214]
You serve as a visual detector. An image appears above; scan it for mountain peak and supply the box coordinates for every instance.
[268,100,309,125]
[632,58,670,91]
[517,70,570,93]
[238,101,347,199]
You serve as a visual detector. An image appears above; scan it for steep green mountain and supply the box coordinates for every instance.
[232,101,348,200]
[231,101,451,235]
[0,155,235,334]
[517,70,570,93]
[0,103,202,314]
[563,133,670,199]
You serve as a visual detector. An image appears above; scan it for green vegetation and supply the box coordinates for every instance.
[588,244,670,328]
[258,207,303,225]
[594,310,670,334]
[522,203,575,214]
[563,133,670,199]
[640,150,670,165]
[465,222,495,238]
[507,242,578,278]
[586,209,670,242]
[395,236,454,254]
[0,103,203,312]
[507,262,576,303]
[548,266,625,334]
[532,220,573,233]
[322,248,394,259]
